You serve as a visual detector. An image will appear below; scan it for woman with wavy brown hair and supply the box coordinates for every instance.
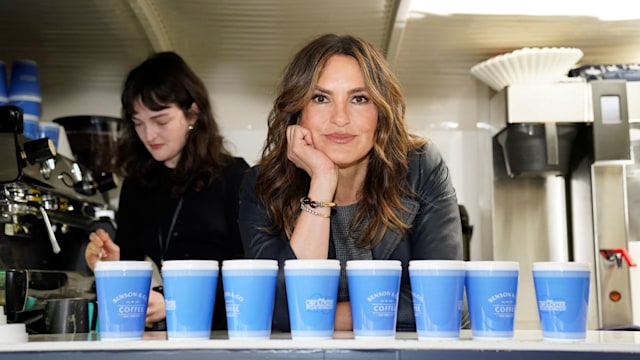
[85,51,249,330]
[239,34,462,332]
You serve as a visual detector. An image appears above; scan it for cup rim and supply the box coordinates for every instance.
[409,260,466,270]
[346,259,402,270]
[94,260,153,272]
[532,261,590,272]
[9,94,42,102]
[222,259,278,270]
[161,259,218,271]
[38,122,60,129]
[466,261,519,271]
[23,114,40,121]
[284,259,340,270]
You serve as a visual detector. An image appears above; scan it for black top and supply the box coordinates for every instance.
[115,156,249,330]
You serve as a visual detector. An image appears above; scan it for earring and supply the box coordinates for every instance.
[188,125,194,130]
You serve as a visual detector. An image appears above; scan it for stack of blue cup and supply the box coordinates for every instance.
[8,59,42,139]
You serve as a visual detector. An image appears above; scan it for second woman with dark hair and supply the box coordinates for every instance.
[85,51,249,330]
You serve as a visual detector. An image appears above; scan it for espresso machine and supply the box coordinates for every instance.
[488,79,640,331]
[0,105,118,333]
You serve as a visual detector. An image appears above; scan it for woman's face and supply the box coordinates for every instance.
[131,99,196,168]
[299,54,378,169]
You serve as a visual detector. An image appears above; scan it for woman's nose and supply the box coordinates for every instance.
[139,124,156,142]
[331,103,350,126]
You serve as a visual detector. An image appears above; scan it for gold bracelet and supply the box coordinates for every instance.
[299,202,331,218]
[300,196,336,208]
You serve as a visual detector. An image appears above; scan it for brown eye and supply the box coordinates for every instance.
[312,94,328,103]
[352,95,369,104]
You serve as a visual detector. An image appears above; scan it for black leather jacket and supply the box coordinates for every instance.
[238,142,462,331]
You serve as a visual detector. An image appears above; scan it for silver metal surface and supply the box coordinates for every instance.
[490,79,638,330]
[492,143,573,329]
[592,164,634,327]
[591,81,631,162]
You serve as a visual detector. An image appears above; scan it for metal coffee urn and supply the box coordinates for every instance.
[488,80,640,331]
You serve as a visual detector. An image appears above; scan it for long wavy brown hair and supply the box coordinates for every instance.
[256,34,427,247]
[115,51,232,194]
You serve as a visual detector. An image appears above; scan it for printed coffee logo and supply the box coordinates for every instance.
[367,290,396,302]
[487,291,516,317]
[305,296,334,311]
[112,291,148,303]
[412,292,424,315]
[112,291,148,317]
[487,292,515,303]
[368,291,397,316]
[224,291,245,303]
[224,291,245,316]
[412,292,425,304]
[538,299,566,312]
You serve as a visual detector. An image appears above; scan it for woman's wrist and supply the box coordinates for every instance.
[308,173,337,201]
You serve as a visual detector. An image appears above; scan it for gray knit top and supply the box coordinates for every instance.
[331,203,372,302]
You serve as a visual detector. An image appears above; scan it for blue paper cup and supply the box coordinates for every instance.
[38,122,60,149]
[162,260,219,340]
[284,259,340,339]
[466,261,519,340]
[10,99,41,119]
[221,259,278,339]
[346,260,402,339]
[409,260,466,340]
[533,262,590,341]
[22,117,39,139]
[8,59,41,101]
[94,261,153,340]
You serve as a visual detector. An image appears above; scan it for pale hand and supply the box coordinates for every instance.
[145,289,166,324]
[286,124,337,181]
[85,228,121,271]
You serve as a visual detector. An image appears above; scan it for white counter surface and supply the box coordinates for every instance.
[2,330,640,353]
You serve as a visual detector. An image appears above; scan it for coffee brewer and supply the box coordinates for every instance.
[0,105,118,333]
[488,80,640,330]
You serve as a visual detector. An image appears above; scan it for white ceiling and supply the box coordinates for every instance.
[1,0,639,127]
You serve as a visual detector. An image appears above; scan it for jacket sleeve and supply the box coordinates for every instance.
[237,166,296,331]
[409,141,463,261]
[396,142,463,331]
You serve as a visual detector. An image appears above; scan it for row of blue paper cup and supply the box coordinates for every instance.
[412,260,590,341]
[93,259,590,341]
[0,60,43,121]
[94,259,397,341]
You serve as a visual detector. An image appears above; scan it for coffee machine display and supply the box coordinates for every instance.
[0,105,119,333]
